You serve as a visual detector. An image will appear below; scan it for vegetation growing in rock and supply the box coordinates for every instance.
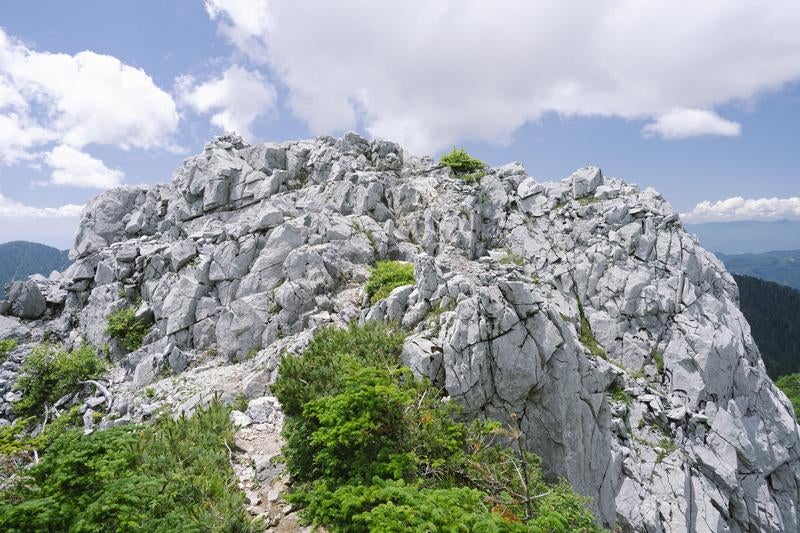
[106,306,151,351]
[12,344,107,416]
[365,260,415,304]
[440,147,486,184]
[0,338,17,361]
[0,400,257,532]
[577,301,606,359]
[274,322,604,532]
[776,373,800,417]
[500,249,525,266]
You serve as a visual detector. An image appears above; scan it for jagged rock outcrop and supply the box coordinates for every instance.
[2,132,799,532]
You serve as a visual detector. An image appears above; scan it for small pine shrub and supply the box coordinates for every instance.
[440,148,486,175]
[0,339,17,361]
[277,323,604,532]
[13,344,107,416]
[273,321,405,417]
[106,306,151,352]
[365,260,415,304]
[0,400,257,532]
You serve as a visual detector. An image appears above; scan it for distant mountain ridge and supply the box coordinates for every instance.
[734,274,800,379]
[717,249,800,290]
[684,219,800,254]
[0,241,71,298]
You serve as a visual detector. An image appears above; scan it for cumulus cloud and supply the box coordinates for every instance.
[0,28,178,185]
[205,0,800,153]
[0,192,84,218]
[642,109,741,139]
[681,197,800,223]
[177,65,277,139]
[44,145,124,188]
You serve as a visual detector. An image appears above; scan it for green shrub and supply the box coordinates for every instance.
[273,321,405,417]
[106,306,151,352]
[365,260,415,304]
[278,323,604,532]
[0,400,257,532]
[13,344,107,416]
[440,148,486,175]
[0,339,17,361]
[777,373,800,417]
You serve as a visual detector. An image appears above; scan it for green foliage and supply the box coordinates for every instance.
[440,147,486,175]
[273,321,405,418]
[106,306,151,352]
[365,260,415,304]
[576,195,599,206]
[13,344,107,416]
[608,386,633,406]
[577,301,606,359]
[733,274,800,378]
[500,249,525,266]
[652,349,665,375]
[278,323,604,532]
[776,373,800,417]
[0,338,17,361]
[0,400,257,532]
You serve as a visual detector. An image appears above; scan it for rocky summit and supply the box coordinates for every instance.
[1,132,798,532]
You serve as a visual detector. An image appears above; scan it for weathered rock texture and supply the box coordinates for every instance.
[2,132,799,532]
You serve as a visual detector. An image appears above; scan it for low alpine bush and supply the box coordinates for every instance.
[440,147,486,174]
[0,400,257,532]
[12,344,107,416]
[275,322,604,532]
[364,260,415,304]
[106,306,151,352]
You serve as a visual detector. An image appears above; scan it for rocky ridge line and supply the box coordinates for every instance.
[1,132,798,532]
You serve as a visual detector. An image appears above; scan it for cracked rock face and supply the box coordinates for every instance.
[3,132,799,532]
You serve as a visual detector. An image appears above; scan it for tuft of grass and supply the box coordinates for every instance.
[655,438,677,463]
[609,385,633,406]
[651,349,665,375]
[106,307,151,352]
[499,249,524,266]
[577,300,606,359]
[0,338,18,361]
[365,260,415,304]
[576,195,599,206]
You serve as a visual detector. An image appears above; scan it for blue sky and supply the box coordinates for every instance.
[1,1,799,248]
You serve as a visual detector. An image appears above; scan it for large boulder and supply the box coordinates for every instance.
[5,280,46,319]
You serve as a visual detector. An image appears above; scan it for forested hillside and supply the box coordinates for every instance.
[0,241,70,298]
[735,274,800,379]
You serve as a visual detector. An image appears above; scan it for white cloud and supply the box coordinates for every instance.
[681,197,800,223]
[0,192,84,218]
[44,145,124,188]
[205,0,800,153]
[177,65,277,139]
[0,28,178,185]
[642,109,741,139]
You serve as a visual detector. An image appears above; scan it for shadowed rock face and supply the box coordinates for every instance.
[3,132,799,532]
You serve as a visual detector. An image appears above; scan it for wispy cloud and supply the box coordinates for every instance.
[642,109,741,139]
[0,193,83,218]
[176,65,277,140]
[681,196,800,223]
